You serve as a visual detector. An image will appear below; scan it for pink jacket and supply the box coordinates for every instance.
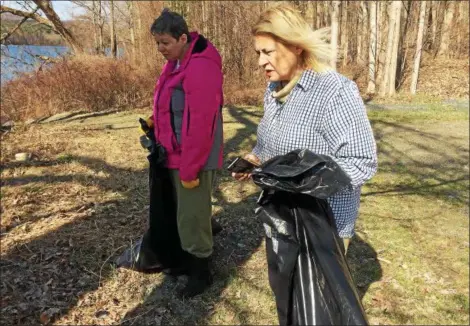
[152,32,224,182]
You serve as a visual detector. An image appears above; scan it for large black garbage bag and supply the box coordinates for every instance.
[251,149,368,326]
[115,136,188,272]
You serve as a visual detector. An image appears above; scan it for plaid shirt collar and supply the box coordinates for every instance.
[296,69,319,92]
[269,69,319,94]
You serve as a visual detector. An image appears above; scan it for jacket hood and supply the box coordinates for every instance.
[178,32,221,70]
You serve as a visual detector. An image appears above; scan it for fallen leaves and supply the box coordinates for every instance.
[40,308,60,325]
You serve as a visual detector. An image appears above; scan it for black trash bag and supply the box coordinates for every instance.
[115,128,188,272]
[251,149,368,326]
[114,238,162,272]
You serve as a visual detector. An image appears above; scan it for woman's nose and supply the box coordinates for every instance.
[258,54,268,67]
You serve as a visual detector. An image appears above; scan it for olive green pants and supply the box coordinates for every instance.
[170,169,215,258]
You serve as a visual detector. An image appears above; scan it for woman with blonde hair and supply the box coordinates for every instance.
[233,4,377,252]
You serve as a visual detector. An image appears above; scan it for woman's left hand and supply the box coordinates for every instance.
[181,179,200,189]
[231,172,252,181]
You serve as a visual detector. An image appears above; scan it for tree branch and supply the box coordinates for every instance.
[0,6,40,43]
[0,5,54,28]
[32,0,83,53]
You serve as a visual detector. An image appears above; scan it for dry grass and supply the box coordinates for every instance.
[1,54,467,125]
[0,101,469,325]
[338,55,469,101]
[0,55,156,123]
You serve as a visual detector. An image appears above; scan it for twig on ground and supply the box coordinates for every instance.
[121,306,156,326]
[377,257,392,264]
[98,244,126,287]
[81,266,100,279]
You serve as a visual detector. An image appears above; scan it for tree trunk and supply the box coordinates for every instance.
[221,4,226,60]
[340,1,348,67]
[330,1,340,70]
[356,1,365,64]
[98,0,104,55]
[367,1,377,94]
[202,2,207,36]
[438,1,454,57]
[127,1,136,62]
[324,2,330,26]
[376,1,386,90]
[110,0,117,58]
[410,1,427,94]
[91,1,99,54]
[361,1,368,64]
[388,1,402,95]
[135,2,143,61]
[318,1,323,28]
[312,1,318,29]
[431,0,438,51]
[423,1,431,51]
[379,2,395,96]
[31,0,83,53]
[396,0,412,90]
[456,1,466,58]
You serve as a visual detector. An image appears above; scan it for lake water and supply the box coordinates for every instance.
[1,45,70,83]
[0,45,124,84]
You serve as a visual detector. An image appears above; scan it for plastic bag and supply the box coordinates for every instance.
[114,238,163,272]
[115,136,187,272]
[252,149,368,325]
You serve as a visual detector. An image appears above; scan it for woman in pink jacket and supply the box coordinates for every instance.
[149,9,224,298]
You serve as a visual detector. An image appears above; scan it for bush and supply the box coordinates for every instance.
[1,54,157,122]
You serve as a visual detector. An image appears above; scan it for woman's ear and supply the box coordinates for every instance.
[295,46,303,56]
[179,34,188,44]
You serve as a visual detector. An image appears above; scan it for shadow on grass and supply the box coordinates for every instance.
[365,116,469,205]
[1,105,392,325]
[0,155,150,325]
[0,106,266,325]
[348,235,383,300]
[121,105,382,324]
[120,105,265,324]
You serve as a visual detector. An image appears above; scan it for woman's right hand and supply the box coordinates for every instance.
[231,153,260,181]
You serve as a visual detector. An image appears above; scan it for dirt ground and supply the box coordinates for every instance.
[1,101,469,325]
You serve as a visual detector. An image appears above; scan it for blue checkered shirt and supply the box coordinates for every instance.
[253,70,378,238]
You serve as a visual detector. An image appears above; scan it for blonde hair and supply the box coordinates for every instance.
[252,3,332,73]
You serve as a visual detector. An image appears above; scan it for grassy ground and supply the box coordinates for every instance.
[1,101,468,325]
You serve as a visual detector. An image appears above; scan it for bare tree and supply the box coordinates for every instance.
[396,0,413,89]
[379,3,394,96]
[330,1,340,70]
[33,0,83,52]
[340,1,348,66]
[0,6,39,44]
[438,1,454,57]
[311,1,318,30]
[367,1,377,94]
[431,0,438,49]
[356,1,364,64]
[456,1,468,58]
[388,0,402,95]
[91,0,99,53]
[126,1,136,62]
[375,1,386,87]
[109,0,117,58]
[410,1,427,94]
[323,2,329,26]
[1,1,82,52]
